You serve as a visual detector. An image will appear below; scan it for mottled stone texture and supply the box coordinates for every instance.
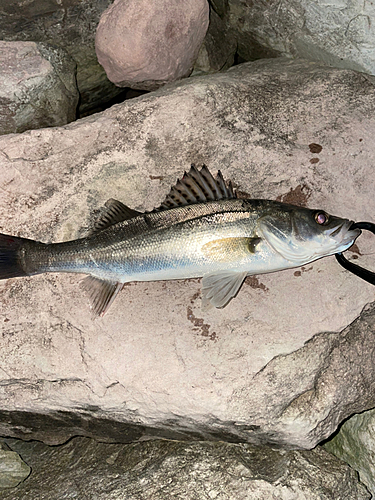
[228,0,375,75]
[0,59,375,448]
[95,0,209,89]
[0,0,122,115]
[1,438,370,499]
[0,41,78,134]
[0,442,30,489]
[324,408,375,497]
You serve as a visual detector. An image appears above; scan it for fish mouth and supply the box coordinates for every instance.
[329,220,361,252]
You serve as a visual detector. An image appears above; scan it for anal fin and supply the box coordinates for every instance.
[81,276,124,317]
[201,271,247,311]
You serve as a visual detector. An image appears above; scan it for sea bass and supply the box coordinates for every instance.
[0,165,360,316]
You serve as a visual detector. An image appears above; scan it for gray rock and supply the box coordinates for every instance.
[0,59,375,448]
[324,408,375,497]
[95,0,210,90]
[1,437,370,499]
[0,441,30,489]
[0,0,123,115]
[228,0,375,74]
[0,41,79,134]
[193,7,237,75]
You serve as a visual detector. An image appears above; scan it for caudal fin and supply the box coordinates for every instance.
[0,233,30,279]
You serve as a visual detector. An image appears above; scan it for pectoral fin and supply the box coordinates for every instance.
[201,271,247,311]
[81,276,124,317]
[202,237,261,262]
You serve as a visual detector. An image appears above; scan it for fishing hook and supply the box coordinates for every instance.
[335,222,375,285]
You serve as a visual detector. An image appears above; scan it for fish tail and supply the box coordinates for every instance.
[0,233,37,279]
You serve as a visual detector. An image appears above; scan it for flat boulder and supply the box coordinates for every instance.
[1,437,370,499]
[0,59,375,448]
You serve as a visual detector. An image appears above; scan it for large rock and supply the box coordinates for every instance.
[0,59,375,448]
[2,437,371,499]
[229,0,375,75]
[95,0,210,89]
[324,408,375,497]
[0,0,123,115]
[0,41,78,134]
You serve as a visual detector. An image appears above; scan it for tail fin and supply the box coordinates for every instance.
[0,233,31,279]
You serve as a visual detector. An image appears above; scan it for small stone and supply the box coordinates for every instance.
[0,442,30,489]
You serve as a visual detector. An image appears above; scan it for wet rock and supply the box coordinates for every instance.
[228,0,375,74]
[1,437,370,499]
[0,59,375,448]
[0,41,79,134]
[0,441,30,489]
[95,0,209,89]
[324,408,375,497]
[0,0,122,116]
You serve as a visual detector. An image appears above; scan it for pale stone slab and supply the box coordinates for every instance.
[0,59,375,448]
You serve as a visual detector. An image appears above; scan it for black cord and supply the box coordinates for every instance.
[335,222,375,285]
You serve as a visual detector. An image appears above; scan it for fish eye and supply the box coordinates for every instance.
[314,211,329,225]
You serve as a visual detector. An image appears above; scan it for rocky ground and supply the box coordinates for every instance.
[1,1,375,498]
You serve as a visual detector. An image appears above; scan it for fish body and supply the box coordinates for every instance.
[0,166,360,315]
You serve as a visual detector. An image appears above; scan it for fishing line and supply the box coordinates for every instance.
[335,222,375,285]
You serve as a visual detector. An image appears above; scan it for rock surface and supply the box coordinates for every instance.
[2,437,371,499]
[0,41,79,134]
[0,0,123,115]
[0,441,30,489]
[324,408,375,497]
[229,0,375,75]
[95,0,209,89]
[0,59,375,448]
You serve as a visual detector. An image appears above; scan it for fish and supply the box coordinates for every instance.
[0,165,361,316]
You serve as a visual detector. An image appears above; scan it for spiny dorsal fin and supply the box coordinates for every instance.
[93,199,142,233]
[155,165,237,211]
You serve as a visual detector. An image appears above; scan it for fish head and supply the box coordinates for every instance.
[258,204,361,265]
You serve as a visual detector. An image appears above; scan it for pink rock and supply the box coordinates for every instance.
[95,0,209,90]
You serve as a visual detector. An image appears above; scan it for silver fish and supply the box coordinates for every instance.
[0,165,360,316]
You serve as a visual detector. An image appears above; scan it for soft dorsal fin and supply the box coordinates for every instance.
[155,165,237,211]
[93,199,142,233]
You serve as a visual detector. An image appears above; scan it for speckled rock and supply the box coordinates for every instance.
[1,437,370,499]
[0,41,78,134]
[95,0,210,89]
[0,59,375,449]
[324,408,375,497]
[228,0,375,75]
[0,0,123,116]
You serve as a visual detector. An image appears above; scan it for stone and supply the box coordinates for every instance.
[0,59,375,448]
[95,0,210,89]
[228,0,375,75]
[0,41,79,135]
[193,7,237,75]
[324,408,375,497]
[0,441,30,489]
[1,437,370,499]
[0,0,123,116]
